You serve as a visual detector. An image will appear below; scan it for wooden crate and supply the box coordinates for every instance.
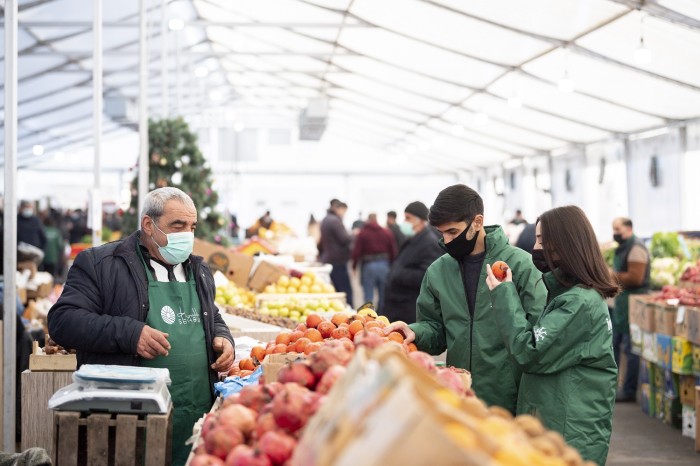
[21,370,74,462]
[54,406,172,466]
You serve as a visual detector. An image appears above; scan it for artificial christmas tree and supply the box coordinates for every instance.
[123,117,227,243]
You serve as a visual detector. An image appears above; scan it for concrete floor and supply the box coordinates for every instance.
[607,402,698,465]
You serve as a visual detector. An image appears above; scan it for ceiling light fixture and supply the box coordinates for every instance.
[194,66,209,78]
[558,48,575,93]
[474,112,489,125]
[634,13,652,65]
[168,18,185,31]
[209,89,223,102]
[32,145,44,156]
[558,72,575,93]
[451,124,465,136]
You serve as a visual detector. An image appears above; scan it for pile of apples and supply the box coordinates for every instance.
[193,329,473,465]
[681,260,700,284]
[215,282,257,309]
[235,309,415,374]
[256,297,346,322]
[263,272,336,295]
[655,285,700,306]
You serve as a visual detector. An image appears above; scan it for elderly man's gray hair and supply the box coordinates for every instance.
[141,187,196,221]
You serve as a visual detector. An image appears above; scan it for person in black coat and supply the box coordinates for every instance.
[17,200,46,251]
[382,202,443,324]
[48,188,235,394]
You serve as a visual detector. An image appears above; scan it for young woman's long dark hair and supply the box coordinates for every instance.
[538,206,619,298]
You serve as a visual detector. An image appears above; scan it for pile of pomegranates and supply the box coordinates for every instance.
[192,316,474,465]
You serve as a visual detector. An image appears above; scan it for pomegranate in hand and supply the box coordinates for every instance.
[491,261,509,281]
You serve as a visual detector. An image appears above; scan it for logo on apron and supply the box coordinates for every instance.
[161,305,176,325]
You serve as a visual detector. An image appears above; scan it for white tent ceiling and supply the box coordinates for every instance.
[2,0,700,170]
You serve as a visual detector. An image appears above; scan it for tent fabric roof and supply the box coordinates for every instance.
[2,0,700,169]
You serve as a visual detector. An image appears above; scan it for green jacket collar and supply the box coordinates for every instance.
[542,270,571,301]
[438,225,508,258]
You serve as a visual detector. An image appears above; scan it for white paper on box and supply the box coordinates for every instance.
[677,306,686,325]
[681,406,696,439]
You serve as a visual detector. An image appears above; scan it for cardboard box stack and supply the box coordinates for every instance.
[629,292,700,445]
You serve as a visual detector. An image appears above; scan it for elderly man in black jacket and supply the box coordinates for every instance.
[48,187,234,466]
[383,202,443,324]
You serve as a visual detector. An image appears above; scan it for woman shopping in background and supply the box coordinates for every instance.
[485,205,618,466]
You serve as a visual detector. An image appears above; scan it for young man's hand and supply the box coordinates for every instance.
[383,321,416,344]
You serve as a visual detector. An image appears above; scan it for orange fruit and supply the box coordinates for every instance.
[407,343,418,352]
[304,328,323,343]
[331,313,350,326]
[365,321,381,330]
[304,342,321,355]
[387,332,404,344]
[348,320,364,337]
[239,358,256,371]
[294,337,311,353]
[317,321,337,339]
[491,261,509,281]
[273,343,288,354]
[331,327,351,340]
[306,313,324,329]
[275,332,292,345]
[348,315,366,324]
[295,323,308,332]
[289,330,304,343]
[250,346,266,362]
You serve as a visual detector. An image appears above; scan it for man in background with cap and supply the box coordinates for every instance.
[383,201,442,324]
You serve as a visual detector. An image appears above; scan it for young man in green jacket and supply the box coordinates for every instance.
[386,185,546,414]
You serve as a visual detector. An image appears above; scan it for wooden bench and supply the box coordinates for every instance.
[53,406,172,466]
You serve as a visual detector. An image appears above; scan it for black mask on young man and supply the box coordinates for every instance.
[613,233,625,244]
[531,249,550,273]
[444,222,479,260]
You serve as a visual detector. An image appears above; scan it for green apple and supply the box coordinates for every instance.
[303,309,312,316]
[269,309,280,317]
[279,307,290,318]
[290,310,301,320]
[277,276,290,287]
[258,307,271,316]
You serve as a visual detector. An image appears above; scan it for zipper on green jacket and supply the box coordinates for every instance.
[457,261,474,371]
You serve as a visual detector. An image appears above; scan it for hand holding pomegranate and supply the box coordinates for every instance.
[382,321,416,344]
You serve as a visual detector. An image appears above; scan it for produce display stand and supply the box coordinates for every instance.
[53,404,173,466]
[630,289,700,450]
[21,341,76,462]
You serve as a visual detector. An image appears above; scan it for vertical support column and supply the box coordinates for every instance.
[92,0,103,247]
[3,0,19,452]
[138,0,150,217]
[175,30,181,116]
[160,0,168,118]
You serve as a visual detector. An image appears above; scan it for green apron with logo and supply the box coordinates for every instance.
[137,247,212,466]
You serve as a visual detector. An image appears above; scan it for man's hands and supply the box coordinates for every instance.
[137,325,171,359]
[211,337,234,372]
[485,263,512,291]
[137,326,234,371]
[383,321,416,344]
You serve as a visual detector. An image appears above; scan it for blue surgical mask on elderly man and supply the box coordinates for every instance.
[151,222,194,264]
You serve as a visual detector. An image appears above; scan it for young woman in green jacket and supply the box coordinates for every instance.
[485,205,619,466]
